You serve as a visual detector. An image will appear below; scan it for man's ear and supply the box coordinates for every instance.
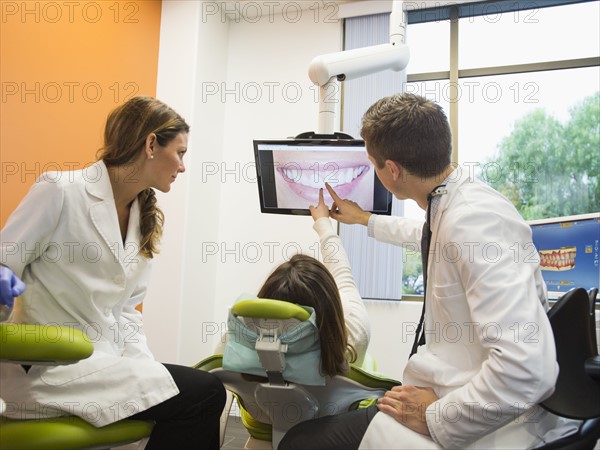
[144,133,156,160]
[385,160,404,181]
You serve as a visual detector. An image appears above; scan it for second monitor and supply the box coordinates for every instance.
[254,139,392,216]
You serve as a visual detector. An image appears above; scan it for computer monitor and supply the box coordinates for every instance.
[253,139,393,216]
[529,212,600,299]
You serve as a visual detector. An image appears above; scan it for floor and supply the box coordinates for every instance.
[221,414,252,450]
[114,399,263,450]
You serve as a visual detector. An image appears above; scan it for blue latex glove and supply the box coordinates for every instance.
[0,266,26,307]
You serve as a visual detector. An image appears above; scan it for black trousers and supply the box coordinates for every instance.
[278,404,379,450]
[130,363,226,450]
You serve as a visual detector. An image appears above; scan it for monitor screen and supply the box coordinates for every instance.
[529,212,600,299]
[253,139,393,216]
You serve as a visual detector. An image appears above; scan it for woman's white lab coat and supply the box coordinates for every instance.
[359,167,565,449]
[0,161,178,426]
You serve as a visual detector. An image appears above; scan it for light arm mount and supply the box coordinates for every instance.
[306,0,410,136]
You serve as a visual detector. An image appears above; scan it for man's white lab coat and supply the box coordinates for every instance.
[360,167,564,449]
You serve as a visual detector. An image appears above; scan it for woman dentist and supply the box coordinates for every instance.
[0,96,225,449]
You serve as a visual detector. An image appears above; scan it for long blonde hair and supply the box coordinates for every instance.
[97,96,189,258]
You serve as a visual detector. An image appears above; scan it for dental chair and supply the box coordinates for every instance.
[0,323,154,450]
[194,298,400,450]
[537,287,600,450]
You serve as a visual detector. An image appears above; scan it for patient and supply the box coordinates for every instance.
[261,187,370,374]
[257,254,357,376]
[220,188,370,376]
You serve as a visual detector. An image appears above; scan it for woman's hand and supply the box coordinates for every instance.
[376,385,438,436]
[309,188,330,222]
[0,265,25,307]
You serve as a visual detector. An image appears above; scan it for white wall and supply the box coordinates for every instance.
[145,0,232,364]
[211,8,344,356]
[144,0,207,364]
[147,0,423,379]
[365,300,422,376]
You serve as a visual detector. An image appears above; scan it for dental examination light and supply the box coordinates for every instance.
[306,0,410,136]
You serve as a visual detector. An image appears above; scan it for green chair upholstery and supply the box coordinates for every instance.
[0,416,154,450]
[0,323,93,363]
[0,323,154,450]
[194,299,400,449]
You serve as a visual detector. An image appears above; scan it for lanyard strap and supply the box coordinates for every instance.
[409,184,447,358]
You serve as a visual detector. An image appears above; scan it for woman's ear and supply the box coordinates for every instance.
[144,133,156,160]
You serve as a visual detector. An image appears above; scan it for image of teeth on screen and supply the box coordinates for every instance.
[272,149,373,210]
[254,140,392,216]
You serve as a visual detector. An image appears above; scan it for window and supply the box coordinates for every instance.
[341,0,600,300]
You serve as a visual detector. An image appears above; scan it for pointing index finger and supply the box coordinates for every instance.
[325,183,342,203]
[318,186,325,205]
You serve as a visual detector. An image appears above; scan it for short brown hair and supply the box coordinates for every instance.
[360,93,451,178]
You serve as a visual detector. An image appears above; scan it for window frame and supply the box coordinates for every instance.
[340,0,600,301]
[406,0,600,165]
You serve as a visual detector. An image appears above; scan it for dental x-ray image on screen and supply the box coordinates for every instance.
[253,139,393,216]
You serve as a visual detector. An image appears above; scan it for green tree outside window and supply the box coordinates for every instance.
[483,92,599,221]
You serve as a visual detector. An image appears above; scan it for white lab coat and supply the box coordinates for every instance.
[360,167,565,449]
[0,161,178,427]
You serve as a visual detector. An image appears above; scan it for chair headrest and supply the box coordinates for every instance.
[232,298,311,321]
[223,296,325,385]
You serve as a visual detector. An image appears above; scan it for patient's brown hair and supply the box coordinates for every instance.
[257,254,356,377]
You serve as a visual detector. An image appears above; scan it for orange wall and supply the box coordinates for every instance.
[1,0,163,227]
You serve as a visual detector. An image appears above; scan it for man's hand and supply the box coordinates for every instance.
[376,385,438,436]
[325,183,372,226]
